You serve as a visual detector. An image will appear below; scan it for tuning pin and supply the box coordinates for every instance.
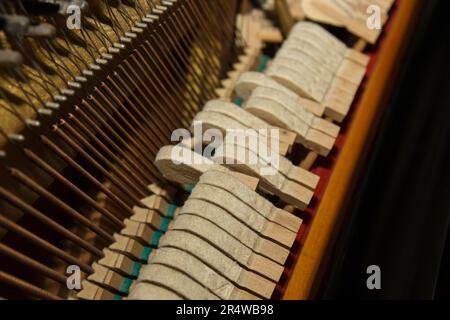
[25,23,57,38]
[0,50,24,68]
[8,134,26,143]
[45,101,60,110]
[26,119,41,127]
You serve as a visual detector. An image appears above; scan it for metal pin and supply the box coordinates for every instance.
[89,64,101,71]
[108,73,170,145]
[60,119,148,199]
[74,105,157,182]
[38,109,53,116]
[83,70,95,77]
[45,102,60,110]
[76,76,88,82]
[87,91,161,168]
[25,119,40,127]
[93,84,162,153]
[54,95,67,102]
[8,134,25,142]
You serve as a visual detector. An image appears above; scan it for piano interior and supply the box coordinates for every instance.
[0,0,449,300]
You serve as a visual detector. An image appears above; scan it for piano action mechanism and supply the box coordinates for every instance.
[0,0,420,300]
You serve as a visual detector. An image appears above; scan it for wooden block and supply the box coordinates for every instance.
[304,128,336,157]
[227,70,241,83]
[326,82,357,107]
[215,88,227,99]
[155,145,259,189]
[233,61,248,74]
[222,78,234,90]
[229,172,259,191]
[300,0,394,43]
[327,75,361,97]
[258,27,284,43]
[144,247,260,300]
[157,230,277,299]
[323,92,352,123]
[235,71,325,116]
[110,234,148,262]
[88,263,133,295]
[199,169,304,232]
[121,219,156,247]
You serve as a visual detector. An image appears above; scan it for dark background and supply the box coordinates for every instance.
[320,0,450,300]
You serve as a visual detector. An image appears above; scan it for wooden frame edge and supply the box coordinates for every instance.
[283,0,422,300]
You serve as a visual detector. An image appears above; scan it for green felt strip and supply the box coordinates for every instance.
[131,262,142,278]
[166,204,177,219]
[184,184,195,193]
[258,55,270,72]
[160,218,171,232]
[234,96,244,106]
[151,231,163,247]
[120,278,133,294]
[140,246,152,261]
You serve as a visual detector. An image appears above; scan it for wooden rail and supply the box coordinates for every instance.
[283,0,422,300]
